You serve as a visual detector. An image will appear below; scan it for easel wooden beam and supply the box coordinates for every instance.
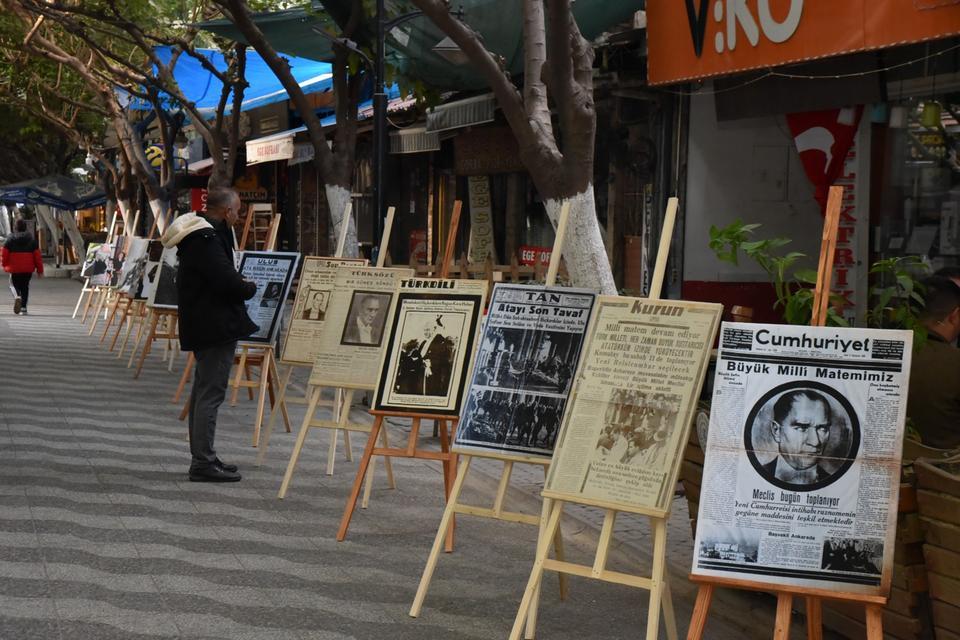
[508,197,683,640]
[336,204,462,546]
[686,186,887,640]
[410,201,573,623]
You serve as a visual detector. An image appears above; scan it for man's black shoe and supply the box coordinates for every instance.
[215,459,238,473]
[189,465,241,482]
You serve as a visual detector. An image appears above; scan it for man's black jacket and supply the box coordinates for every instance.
[161,213,258,351]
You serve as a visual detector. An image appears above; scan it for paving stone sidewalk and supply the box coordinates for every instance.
[0,277,839,639]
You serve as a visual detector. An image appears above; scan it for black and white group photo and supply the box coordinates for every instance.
[821,537,883,575]
[472,326,580,395]
[392,312,461,397]
[594,389,682,466]
[340,290,391,346]
[458,388,565,454]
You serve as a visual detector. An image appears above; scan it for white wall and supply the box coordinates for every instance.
[684,91,822,282]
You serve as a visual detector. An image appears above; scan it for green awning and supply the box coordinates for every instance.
[201,1,643,91]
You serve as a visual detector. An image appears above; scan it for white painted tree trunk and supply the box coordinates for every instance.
[324,184,359,258]
[544,187,616,294]
[148,199,169,235]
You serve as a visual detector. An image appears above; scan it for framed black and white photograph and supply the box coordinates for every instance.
[116,238,149,296]
[374,279,487,415]
[340,290,391,347]
[744,382,859,492]
[454,284,597,460]
[298,287,329,321]
[137,241,165,301]
[147,246,178,309]
[237,251,300,344]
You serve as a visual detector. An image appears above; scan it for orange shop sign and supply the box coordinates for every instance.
[647,0,960,86]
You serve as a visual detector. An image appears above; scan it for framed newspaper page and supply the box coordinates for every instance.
[308,266,414,390]
[544,296,723,515]
[146,246,179,309]
[453,284,597,461]
[691,323,913,596]
[280,256,367,366]
[373,278,487,416]
[237,251,300,344]
[116,237,149,296]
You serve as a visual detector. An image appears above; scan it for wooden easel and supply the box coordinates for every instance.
[100,292,133,345]
[255,203,374,468]
[686,186,886,640]
[133,307,179,379]
[335,201,465,546]
[409,201,574,622]
[238,203,278,250]
[114,298,148,356]
[508,198,684,640]
[272,206,401,499]
[227,342,288,447]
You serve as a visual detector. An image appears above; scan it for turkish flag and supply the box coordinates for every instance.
[786,106,863,213]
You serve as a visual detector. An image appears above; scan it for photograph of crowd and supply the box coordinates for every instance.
[471,327,580,395]
[594,390,682,466]
[821,537,882,575]
[697,534,760,564]
[458,389,565,454]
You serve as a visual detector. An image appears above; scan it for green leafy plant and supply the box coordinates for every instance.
[867,256,929,347]
[708,220,848,326]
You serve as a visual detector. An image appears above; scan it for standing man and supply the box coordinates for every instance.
[2,219,43,314]
[161,188,258,482]
[907,276,960,450]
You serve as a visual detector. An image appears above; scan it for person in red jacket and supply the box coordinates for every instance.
[2,219,44,314]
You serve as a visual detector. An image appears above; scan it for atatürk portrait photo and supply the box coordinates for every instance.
[299,288,328,321]
[745,382,859,492]
[260,281,283,308]
[341,291,391,347]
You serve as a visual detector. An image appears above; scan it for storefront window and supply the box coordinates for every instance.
[876,93,960,271]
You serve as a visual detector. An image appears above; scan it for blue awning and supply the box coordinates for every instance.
[0,176,106,210]
[122,46,333,117]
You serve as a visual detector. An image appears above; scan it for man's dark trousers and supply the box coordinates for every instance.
[188,340,237,470]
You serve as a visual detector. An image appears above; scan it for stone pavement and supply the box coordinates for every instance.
[0,277,841,639]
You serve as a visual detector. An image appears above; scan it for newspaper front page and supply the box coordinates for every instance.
[691,323,913,595]
[454,284,597,461]
[237,251,300,344]
[373,278,488,415]
[545,297,722,513]
[308,266,414,390]
[281,257,367,365]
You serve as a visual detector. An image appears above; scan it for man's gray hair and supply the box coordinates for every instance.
[207,187,239,211]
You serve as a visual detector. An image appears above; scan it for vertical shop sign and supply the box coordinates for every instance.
[467,176,497,263]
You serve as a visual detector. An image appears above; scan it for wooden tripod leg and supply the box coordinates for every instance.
[244,361,255,400]
[326,389,342,476]
[269,356,291,433]
[774,593,794,640]
[343,429,354,461]
[117,303,138,358]
[806,596,823,640]
[173,353,195,403]
[662,571,679,640]
[409,456,472,618]
[230,345,248,406]
[278,387,323,499]
[437,420,456,553]
[511,501,564,640]
[645,517,669,640]
[72,283,88,319]
[88,290,106,336]
[100,296,120,342]
[81,286,97,323]
[686,584,714,640]
[337,414,382,541]
[257,366,295,467]
[133,312,160,379]
[251,350,271,447]
[360,426,396,509]
[865,603,883,640]
[108,302,128,350]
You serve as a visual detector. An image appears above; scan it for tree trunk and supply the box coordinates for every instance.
[324,183,358,258]
[543,187,616,294]
[148,198,170,235]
